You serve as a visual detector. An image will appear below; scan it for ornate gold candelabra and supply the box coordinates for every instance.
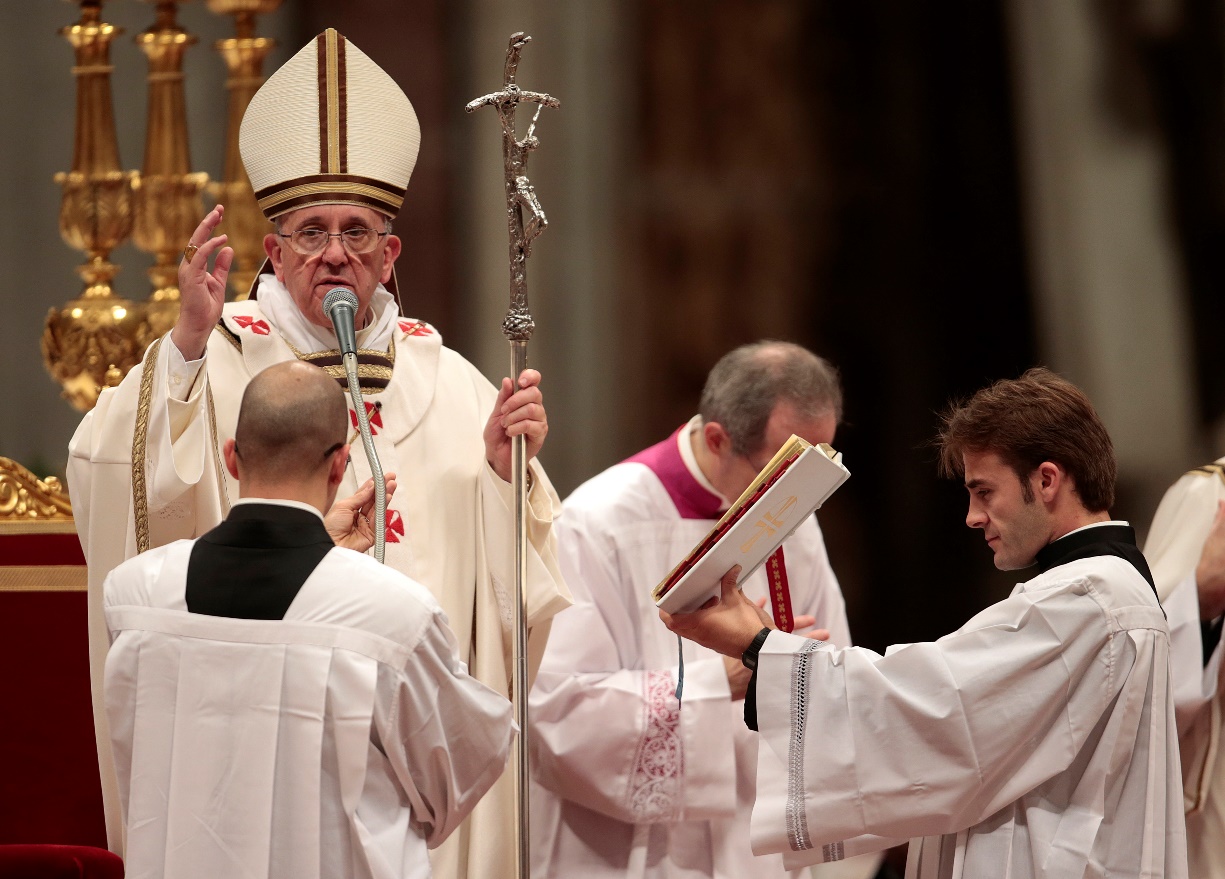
[208,0,281,298]
[132,0,209,339]
[43,0,147,413]
[43,0,280,410]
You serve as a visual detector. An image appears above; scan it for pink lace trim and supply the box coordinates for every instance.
[626,670,684,820]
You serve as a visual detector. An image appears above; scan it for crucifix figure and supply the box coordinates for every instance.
[466,32,560,342]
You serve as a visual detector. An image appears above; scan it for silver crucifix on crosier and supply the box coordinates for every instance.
[466,32,559,879]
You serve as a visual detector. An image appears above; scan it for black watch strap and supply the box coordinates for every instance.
[741,627,773,670]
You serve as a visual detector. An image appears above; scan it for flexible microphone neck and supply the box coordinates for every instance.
[323,287,360,357]
[322,285,387,564]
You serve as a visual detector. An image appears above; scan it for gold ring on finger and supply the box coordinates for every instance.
[182,243,199,262]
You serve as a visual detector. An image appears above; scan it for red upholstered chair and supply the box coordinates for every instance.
[0,459,107,850]
[0,845,123,879]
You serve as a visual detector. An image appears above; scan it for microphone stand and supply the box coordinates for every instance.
[326,289,387,564]
[344,353,386,564]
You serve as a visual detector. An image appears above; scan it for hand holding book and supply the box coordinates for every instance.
[654,436,850,615]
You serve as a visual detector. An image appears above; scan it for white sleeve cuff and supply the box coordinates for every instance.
[166,336,206,402]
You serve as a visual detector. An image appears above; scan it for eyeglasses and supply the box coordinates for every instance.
[324,442,351,466]
[278,227,389,256]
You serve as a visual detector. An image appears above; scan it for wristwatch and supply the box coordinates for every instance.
[741,627,772,670]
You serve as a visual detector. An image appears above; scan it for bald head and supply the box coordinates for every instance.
[233,361,348,484]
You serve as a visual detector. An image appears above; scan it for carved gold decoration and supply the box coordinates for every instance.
[44,1,147,413]
[0,457,73,521]
[207,0,282,298]
[42,284,153,411]
[133,1,209,338]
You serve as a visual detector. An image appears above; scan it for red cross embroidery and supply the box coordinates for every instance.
[233,315,270,335]
[384,508,405,543]
[349,401,383,435]
[398,320,434,337]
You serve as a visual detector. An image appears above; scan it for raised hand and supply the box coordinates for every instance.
[172,205,234,360]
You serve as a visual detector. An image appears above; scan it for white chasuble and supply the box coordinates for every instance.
[1144,460,1225,879]
[530,426,862,879]
[104,541,514,879]
[750,553,1188,879]
[69,286,572,879]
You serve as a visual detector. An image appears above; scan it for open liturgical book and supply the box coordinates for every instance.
[654,436,850,615]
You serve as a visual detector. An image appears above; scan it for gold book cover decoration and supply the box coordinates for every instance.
[654,436,850,614]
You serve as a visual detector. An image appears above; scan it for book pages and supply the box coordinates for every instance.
[654,437,850,614]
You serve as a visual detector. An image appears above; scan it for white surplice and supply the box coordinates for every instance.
[751,552,1188,878]
[530,423,857,879]
[104,537,514,879]
[68,278,572,878]
[1145,459,1225,879]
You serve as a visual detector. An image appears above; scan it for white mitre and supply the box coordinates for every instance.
[240,28,421,221]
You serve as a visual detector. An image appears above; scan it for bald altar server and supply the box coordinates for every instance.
[1144,461,1225,878]
[68,29,570,879]
[105,362,513,879]
[663,368,1190,878]
[531,342,881,879]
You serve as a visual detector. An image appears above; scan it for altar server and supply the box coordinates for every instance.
[103,361,514,879]
[531,342,880,879]
[664,367,1207,879]
[1144,460,1225,878]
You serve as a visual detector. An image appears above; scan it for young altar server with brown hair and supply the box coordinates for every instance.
[663,367,1210,879]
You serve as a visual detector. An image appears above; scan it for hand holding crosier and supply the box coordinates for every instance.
[484,369,548,483]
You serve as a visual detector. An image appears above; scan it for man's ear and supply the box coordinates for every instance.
[380,235,401,285]
[223,438,240,481]
[1035,461,1063,504]
[327,443,350,489]
[702,421,733,458]
[263,233,285,281]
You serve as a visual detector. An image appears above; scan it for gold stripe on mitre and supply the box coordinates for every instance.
[318,29,347,174]
[257,180,404,219]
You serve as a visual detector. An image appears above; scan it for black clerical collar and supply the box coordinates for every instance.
[1033,521,1158,597]
[222,501,330,546]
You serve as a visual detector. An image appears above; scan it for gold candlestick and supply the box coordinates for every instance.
[132,0,208,339]
[207,0,281,299]
[43,0,147,413]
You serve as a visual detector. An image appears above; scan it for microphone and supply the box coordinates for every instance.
[323,287,359,357]
[323,285,388,563]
